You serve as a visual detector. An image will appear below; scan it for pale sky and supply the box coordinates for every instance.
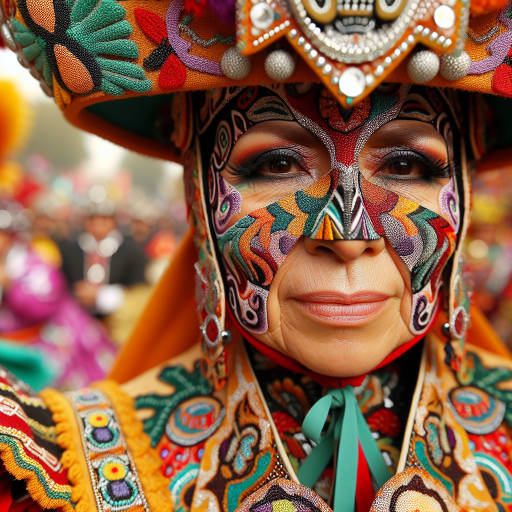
[0,48,183,190]
[0,48,124,179]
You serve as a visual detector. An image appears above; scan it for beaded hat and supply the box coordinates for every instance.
[1,0,511,162]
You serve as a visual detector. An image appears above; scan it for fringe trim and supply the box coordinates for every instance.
[0,434,73,512]
[97,380,173,511]
[40,388,96,512]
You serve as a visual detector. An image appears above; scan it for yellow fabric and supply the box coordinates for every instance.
[109,228,199,383]
[0,80,30,161]
[40,388,96,512]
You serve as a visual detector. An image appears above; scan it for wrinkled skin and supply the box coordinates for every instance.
[194,84,463,377]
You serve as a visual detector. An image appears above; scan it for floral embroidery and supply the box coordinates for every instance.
[135,0,231,90]
[69,388,150,511]
[10,0,151,96]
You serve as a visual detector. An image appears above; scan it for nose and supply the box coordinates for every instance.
[303,237,386,262]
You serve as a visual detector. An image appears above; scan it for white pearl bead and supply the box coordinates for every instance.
[434,5,455,29]
[440,51,471,80]
[250,3,274,30]
[221,47,251,80]
[339,67,366,98]
[407,50,440,82]
[264,50,296,81]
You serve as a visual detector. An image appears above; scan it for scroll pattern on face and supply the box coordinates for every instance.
[196,84,461,337]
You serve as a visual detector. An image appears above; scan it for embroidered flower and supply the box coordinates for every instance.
[134,8,187,89]
[135,0,232,91]
[10,0,151,96]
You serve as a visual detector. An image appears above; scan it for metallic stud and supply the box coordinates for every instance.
[434,5,455,29]
[407,50,440,83]
[338,67,366,98]
[250,3,275,30]
[221,47,251,80]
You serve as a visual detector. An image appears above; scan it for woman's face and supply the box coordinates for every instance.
[197,84,461,377]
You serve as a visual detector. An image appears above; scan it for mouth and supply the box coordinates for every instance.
[292,291,390,326]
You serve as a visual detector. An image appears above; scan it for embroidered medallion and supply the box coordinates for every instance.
[370,469,458,511]
[236,0,470,106]
[235,478,332,512]
[69,388,150,512]
[166,395,225,446]
[449,385,506,435]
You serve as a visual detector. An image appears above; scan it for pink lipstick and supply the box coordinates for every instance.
[292,291,389,326]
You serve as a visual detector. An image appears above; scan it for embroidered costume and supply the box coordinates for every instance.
[0,0,512,511]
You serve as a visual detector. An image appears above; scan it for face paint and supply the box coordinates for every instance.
[196,84,461,338]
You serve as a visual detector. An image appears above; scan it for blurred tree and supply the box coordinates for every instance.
[16,102,87,171]
[120,151,165,195]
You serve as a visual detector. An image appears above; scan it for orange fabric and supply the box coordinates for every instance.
[108,228,199,383]
[467,304,512,357]
[1,325,42,343]
[41,0,509,162]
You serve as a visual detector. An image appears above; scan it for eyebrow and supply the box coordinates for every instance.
[365,121,448,153]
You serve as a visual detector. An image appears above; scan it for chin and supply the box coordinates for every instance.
[283,330,403,378]
[298,351,385,378]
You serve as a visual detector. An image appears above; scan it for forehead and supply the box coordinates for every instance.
[197,84,457,135]
[196,84,459,167]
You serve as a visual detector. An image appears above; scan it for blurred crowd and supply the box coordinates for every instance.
[0,183,187,390]
[465,167,512,347]
[0,77,187,391]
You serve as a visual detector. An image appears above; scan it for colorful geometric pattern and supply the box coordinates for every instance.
[69,388,150,512]
[197,84,460,337]
[0,367,72,510]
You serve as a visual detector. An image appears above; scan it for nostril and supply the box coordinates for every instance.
[313,245,334,255]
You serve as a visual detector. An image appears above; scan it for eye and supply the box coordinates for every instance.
[225,148,310,184]
[376,150,450,181]
[257,154,303,176]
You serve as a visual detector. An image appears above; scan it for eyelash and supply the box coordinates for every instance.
[377,149,451,181]
[225,147,452,184]
[226,148,307,182]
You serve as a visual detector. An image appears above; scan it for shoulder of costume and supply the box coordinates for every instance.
[0,358,188,511]
[0,366,73,511]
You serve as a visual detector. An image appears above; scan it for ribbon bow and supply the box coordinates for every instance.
[297,386,391,511]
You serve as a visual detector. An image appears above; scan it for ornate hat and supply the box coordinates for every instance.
[1,0,511,161]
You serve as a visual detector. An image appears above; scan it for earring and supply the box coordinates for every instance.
[443,255,470,372]
[186,139,231,391]
[195,261,231,390]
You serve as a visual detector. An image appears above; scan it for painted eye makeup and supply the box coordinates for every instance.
[224,147,313,185]
[374,149,451,182]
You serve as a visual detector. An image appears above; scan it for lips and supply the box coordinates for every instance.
[292,291,390,326]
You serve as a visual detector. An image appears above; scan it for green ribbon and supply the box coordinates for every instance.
[297,386,391,512]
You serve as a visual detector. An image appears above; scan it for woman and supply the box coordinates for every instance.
[0,0,511,510]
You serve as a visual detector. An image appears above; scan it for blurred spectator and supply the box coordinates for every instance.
[0,199,116,389]
[58,189,147,319]
[465,168,512,347]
